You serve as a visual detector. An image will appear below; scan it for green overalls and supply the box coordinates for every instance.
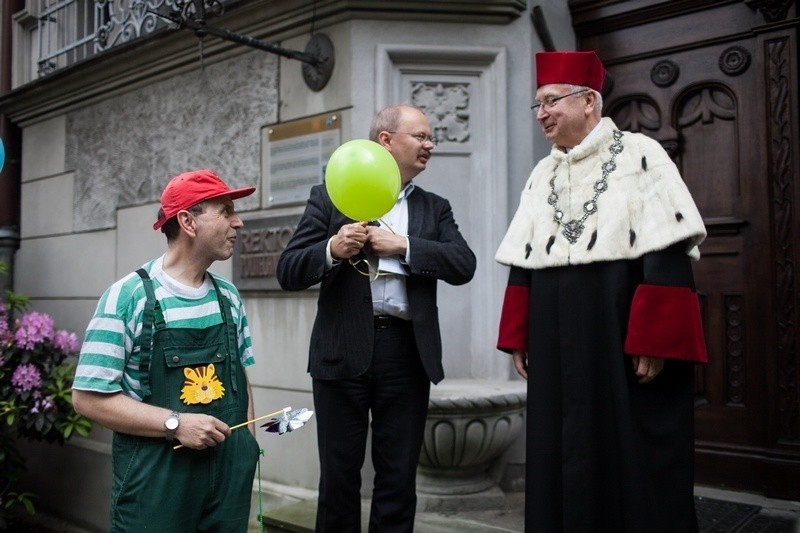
[110,270,259,532]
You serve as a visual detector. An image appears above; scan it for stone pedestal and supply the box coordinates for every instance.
[416,379,526,512]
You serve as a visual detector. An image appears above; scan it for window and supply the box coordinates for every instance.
[37,0,97,76]
[11,0,234,86]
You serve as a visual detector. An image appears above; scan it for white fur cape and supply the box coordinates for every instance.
[496,118,706,269]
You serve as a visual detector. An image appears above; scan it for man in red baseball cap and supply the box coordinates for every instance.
[73,169,260,531]
[495,51,707,531]
[153,169,256,230]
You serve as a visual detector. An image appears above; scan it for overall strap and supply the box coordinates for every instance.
[208,274,240,394]
[135,268,165,399]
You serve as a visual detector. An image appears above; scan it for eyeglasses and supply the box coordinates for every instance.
[530,89,588,111]
[387,131,438,146]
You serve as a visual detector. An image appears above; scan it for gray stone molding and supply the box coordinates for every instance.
[376,44,509,379]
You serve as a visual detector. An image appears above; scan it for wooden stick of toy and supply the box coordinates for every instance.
[230,406,291,431]
[173,407,291,450]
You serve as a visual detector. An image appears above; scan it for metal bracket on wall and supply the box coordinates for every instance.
[150,0,334,91]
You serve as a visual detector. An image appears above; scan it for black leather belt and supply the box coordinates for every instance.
[374,315,406,329]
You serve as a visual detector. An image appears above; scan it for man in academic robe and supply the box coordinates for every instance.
[495,50,707,532]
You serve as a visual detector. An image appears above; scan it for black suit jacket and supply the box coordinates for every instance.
[276,183,476,384]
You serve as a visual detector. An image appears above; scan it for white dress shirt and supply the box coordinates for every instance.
[326,183,414,319]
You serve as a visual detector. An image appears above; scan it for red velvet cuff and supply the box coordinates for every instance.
[497,285,530,353]
[624,284,708,363]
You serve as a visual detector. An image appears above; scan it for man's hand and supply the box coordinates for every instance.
[512,350,528,380]
[631,355,665,384]
[174,413,232,449]
[72,390,233,447]
[365,226,407,257]
[331,222,368,260]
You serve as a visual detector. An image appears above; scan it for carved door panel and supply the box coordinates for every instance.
[603,40,781,492]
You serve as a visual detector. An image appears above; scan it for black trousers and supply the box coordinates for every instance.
[313,318,431,533]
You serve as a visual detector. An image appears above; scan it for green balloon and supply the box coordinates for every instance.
[325,139,401,221]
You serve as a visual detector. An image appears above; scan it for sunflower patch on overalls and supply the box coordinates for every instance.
[109,269,259,533]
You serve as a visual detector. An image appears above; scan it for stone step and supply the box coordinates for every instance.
[258,499,315,532]
[254,496,525,533]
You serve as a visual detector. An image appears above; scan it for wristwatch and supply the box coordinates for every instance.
[164,411,180,441]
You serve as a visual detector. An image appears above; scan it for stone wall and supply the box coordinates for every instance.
[67,51,278,232]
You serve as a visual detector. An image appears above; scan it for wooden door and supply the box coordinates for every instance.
[570,0,800,499]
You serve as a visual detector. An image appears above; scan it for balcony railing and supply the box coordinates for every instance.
[36,0,221,77]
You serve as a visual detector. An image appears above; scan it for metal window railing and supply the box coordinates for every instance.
[35,0,197,77]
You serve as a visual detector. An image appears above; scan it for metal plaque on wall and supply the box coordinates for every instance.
[263,112,340,207]
[232,214,302,291]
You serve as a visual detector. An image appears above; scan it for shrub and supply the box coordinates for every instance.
[0,261,92,522]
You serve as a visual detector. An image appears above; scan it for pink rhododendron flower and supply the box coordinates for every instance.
[14,311,55,350]
[11,363,43,392]
[30,395,54,414]
[0,289,93,505]
[53,329,80,354]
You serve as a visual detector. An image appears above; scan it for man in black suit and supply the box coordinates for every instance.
[277,104,476,532]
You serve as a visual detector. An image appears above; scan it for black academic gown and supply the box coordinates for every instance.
[505,243,700,533]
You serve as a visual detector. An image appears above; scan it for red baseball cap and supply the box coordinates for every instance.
[153,169,256,230]
[535,51,606,92]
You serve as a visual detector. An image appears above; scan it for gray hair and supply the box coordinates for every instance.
[369,104,424,141]
[568,84,603,116]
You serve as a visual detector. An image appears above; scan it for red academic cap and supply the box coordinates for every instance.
[153,169,256,230]
[535,51,606,92]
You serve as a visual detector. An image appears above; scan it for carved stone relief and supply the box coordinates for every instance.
[410,82,471,144]
[67,51,279,232]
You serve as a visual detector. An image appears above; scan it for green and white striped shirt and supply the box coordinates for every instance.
[73,256,254,400]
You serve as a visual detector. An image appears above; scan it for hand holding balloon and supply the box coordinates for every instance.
[325,139,401,221]
[331,222,368,260]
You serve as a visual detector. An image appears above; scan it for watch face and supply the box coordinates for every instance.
[166,416,179,431]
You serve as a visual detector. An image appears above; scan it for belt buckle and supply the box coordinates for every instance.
[374,315,392,329]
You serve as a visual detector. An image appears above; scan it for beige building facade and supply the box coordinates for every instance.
[0,1,575,529]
